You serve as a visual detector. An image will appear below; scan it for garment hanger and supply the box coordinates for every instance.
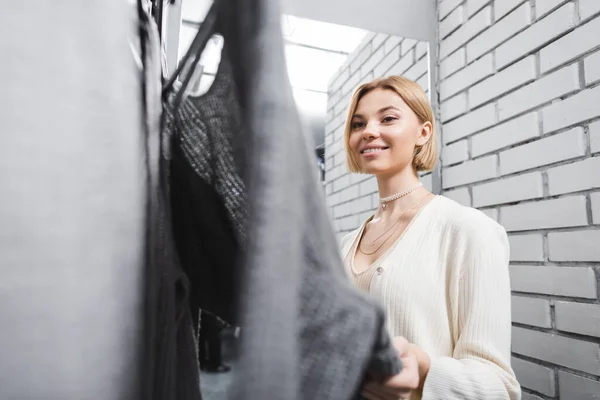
[161,0,219,100]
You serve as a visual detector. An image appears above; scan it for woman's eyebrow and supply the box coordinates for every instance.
[353,105,401,119]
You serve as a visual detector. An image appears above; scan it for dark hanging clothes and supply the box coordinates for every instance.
[159,0,403,399]
[139,11,202,400]
[163,61,246,325]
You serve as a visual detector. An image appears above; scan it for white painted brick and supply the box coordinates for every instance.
[384,36,402,54]
[535,0,568,19]
[421,173,433,191]
[404,57,428,81]
[584,49,600,85]
[500,128,586,175]
[511,296,552,329]
[417,74,429,94]
[329,67,350,93]
[555,301,600,338]
[592,192,600,224]
[401,38,417,56]
[444,187,471,206]
[522,394,543,400]
[481,208,498,221]
[443,103,496,143]
[374,46,402,77]
[333,174,350,192]
[359,177,378,196]
[540,15,600,73]
[500,195,588,231]
[440,48,466,79]
[440,7,492,59]
[350,43,373,74]
[372,33,388,50]
[548,156,600,195]
[559,371,600,400]
[350,196,373,214]
[360,46,386,78]
[508,233,545,261]
[416,42,428,59]
[472,112,540,157]
[442,139,468,165]
[417,74,429,93]
[441,6,465,38]
[384,53,416,78]
[495,0,527,20]
[439,0,463,20]
[467,0,489,17]
[342,70,362,97]
[467,3,531,63]
[333,202,350,218]
[473,172,544,207]
[548,230,600,262]
[510,265,598,298]
[440,53,493,100]
[497,3,576,69]
[512,326,600,375]
[442,154,497,188]
[339,214,360,231]
[498,64,580,121]
[580,0,600,20]
[469,55,536,107]
[441,93,468,121]
[339,183,359,201]
[543,85,600,134]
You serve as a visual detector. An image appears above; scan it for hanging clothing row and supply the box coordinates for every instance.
[139,0,404,398]
[0,0,401,399]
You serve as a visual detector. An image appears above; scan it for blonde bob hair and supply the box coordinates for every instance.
[344,75,438,173]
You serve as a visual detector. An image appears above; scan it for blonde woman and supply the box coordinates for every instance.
[339,76,521,400]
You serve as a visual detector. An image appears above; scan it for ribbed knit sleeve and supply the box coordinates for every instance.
[421,226,521,400]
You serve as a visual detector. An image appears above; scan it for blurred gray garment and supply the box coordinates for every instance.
[208,0,403,399]
[0,1,146,400]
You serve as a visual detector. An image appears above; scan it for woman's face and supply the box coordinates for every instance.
[348,88,429,176]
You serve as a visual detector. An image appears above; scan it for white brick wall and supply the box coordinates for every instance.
[512,356,555,396]
[325,34,430,238]
[437,2,600,396]
[512,326,600,375]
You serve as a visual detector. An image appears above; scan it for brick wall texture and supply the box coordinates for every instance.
[324,1,600,398]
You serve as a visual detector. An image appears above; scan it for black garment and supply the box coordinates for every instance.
[168,124,242,325]
[197,310,227,370]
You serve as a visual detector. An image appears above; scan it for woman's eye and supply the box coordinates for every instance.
[352,122,365,129]
[382,116,398,123]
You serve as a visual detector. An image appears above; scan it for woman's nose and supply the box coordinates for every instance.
[362,122,380,139]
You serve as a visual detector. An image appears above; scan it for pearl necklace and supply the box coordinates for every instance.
[379,182,423,209]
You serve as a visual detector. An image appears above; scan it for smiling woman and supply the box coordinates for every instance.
[339,75,521,400]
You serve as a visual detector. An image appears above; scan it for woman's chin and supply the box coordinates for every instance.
[360,164,390,175]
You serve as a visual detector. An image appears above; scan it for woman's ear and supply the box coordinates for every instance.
[416,121,433,146]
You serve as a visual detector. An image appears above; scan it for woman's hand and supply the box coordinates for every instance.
[361,337,431,400]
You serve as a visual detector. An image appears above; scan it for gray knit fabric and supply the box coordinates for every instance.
[210,0,403,399]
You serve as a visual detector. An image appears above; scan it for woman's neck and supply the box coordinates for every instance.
[376,167,421,199]
[374,168,425,218]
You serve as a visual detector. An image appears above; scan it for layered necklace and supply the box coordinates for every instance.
[359,191,432,256]
[379,182,423,209]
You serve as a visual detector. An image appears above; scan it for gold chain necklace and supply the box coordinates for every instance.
[358,193,432,256]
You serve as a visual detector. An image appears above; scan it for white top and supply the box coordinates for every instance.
[341,195,521,400]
